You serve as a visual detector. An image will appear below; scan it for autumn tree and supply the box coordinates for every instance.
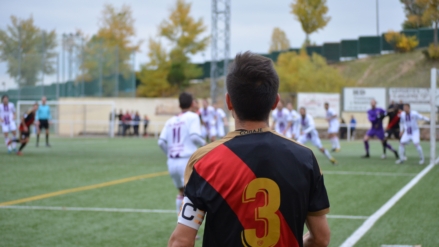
[158,0,208,90]
[385,30,419,52]
[290,0,330,45]
[419,0,439,46]
[137,39,177,97]
[0,16,57,87]
[269,27,290,53]
[275,50,351,93]
[400,0,431,29]
[82,4,141,96]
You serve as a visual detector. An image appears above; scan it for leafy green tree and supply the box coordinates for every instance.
[158,0,208,90]
[290,0,330,45]
[400,0,431,29]
[0,16,57,87]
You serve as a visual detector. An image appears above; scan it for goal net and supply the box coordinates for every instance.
[17,100,116,138]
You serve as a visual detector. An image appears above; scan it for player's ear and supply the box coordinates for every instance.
[226,93,233,110]
[271,94,280,110]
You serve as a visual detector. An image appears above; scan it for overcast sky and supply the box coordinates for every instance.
[0,0,405,89]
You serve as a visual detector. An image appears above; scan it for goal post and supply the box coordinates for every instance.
[431,68,438,165]
[17,100,116,138]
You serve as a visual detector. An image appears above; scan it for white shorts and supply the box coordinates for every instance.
[201,125,217,139]
[167,157,190,189]
[328,122,340,134]
[217,124,225,138]
[2,122,17,133]
[400,130,420,144]
[297,133,323,149]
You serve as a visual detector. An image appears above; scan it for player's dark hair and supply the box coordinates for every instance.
[226,51,279,121]
[404,103,410,108]
[179,92,193,109]
[324,102,329,105]
[1,94,8,101]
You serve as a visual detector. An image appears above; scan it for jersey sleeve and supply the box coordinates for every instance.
[308,154,330,216]
[10,104,16,114]
[159,120,168,142]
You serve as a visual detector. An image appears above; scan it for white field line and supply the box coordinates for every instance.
[340,163,436,247]
[0,205,368,220]
[322,171,417,177]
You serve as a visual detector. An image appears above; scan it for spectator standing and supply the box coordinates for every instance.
[143,115,150,137]
[340,118,347,139]
[117,109,123,136]
[350,115,357,140]
[133,112,140,136]
[122,111,132,136]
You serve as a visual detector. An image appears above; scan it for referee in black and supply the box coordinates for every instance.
[36,96,51,147]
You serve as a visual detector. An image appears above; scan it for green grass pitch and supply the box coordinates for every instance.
[0,137,438,247]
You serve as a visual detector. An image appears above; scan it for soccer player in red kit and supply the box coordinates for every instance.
[168,52,330,247]
[9,103,38,155]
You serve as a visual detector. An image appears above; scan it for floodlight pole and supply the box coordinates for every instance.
[210,0,231,106]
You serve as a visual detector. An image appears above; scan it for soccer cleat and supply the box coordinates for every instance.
[395,159,404,164]
[381,154,387,159]
[419,159,425,165]
[46,143,51,148]
[332,148,341,153]
[16,151,23,156]
[361,154,370,158]
[330,158,338,165]
[403,156,408,161]
[393,151,399,159]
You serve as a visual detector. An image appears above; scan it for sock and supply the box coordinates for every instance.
[323,149,333,160]
[36,135,40,145]
[415,144,424,161]
[364,140,370,155]
[382,141,387,154]
[176,194,184,215]
[386,143,396,153]
[399,144,405,161]
[4,138,10,150]
[46,134,49,144]
[334,137,340,149]
[19,142,27,152]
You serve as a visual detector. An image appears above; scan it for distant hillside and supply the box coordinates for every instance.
[333,49,439,88]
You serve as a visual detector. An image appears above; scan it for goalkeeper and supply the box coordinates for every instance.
[361,99,399,159]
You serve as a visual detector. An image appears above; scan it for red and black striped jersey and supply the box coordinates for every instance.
[19,112,35,131]
[184,127,330,247]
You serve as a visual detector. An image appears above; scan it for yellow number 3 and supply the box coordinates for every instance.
[241,178,281,247]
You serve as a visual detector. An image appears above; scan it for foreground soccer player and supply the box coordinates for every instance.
[324,102,340,152]
[396,104,429,165]
[0,95,17,153]
[362,99,399,159]
[297,107,337,165]
[158,93,206,215]
[9,103,38,155]
[168,52,330,247]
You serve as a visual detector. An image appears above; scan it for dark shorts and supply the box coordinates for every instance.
[39,120,49,130]
[21,131,30,140]
[385,128,400,140]
[366,128,385,140]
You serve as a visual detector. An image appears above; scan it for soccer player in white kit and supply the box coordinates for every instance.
[396,103,429,165]
[271,100,292,137]
[200,99,217,142]
[214,103,227,138]
[158,93,206,214]
[0,95,18,153]
[324,102,341,152]
[297,107,337,164]
[287,102,300,139]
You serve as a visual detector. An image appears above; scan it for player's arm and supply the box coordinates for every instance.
[303,215,330,247]
[158,122,169,154]
[303,117,315,134]
[417,112,430,122]
[168,224,197,247]
[399,115,405,137]
[189,116,206,147]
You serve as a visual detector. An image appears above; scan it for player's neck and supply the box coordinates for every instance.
[234,119,269,131]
